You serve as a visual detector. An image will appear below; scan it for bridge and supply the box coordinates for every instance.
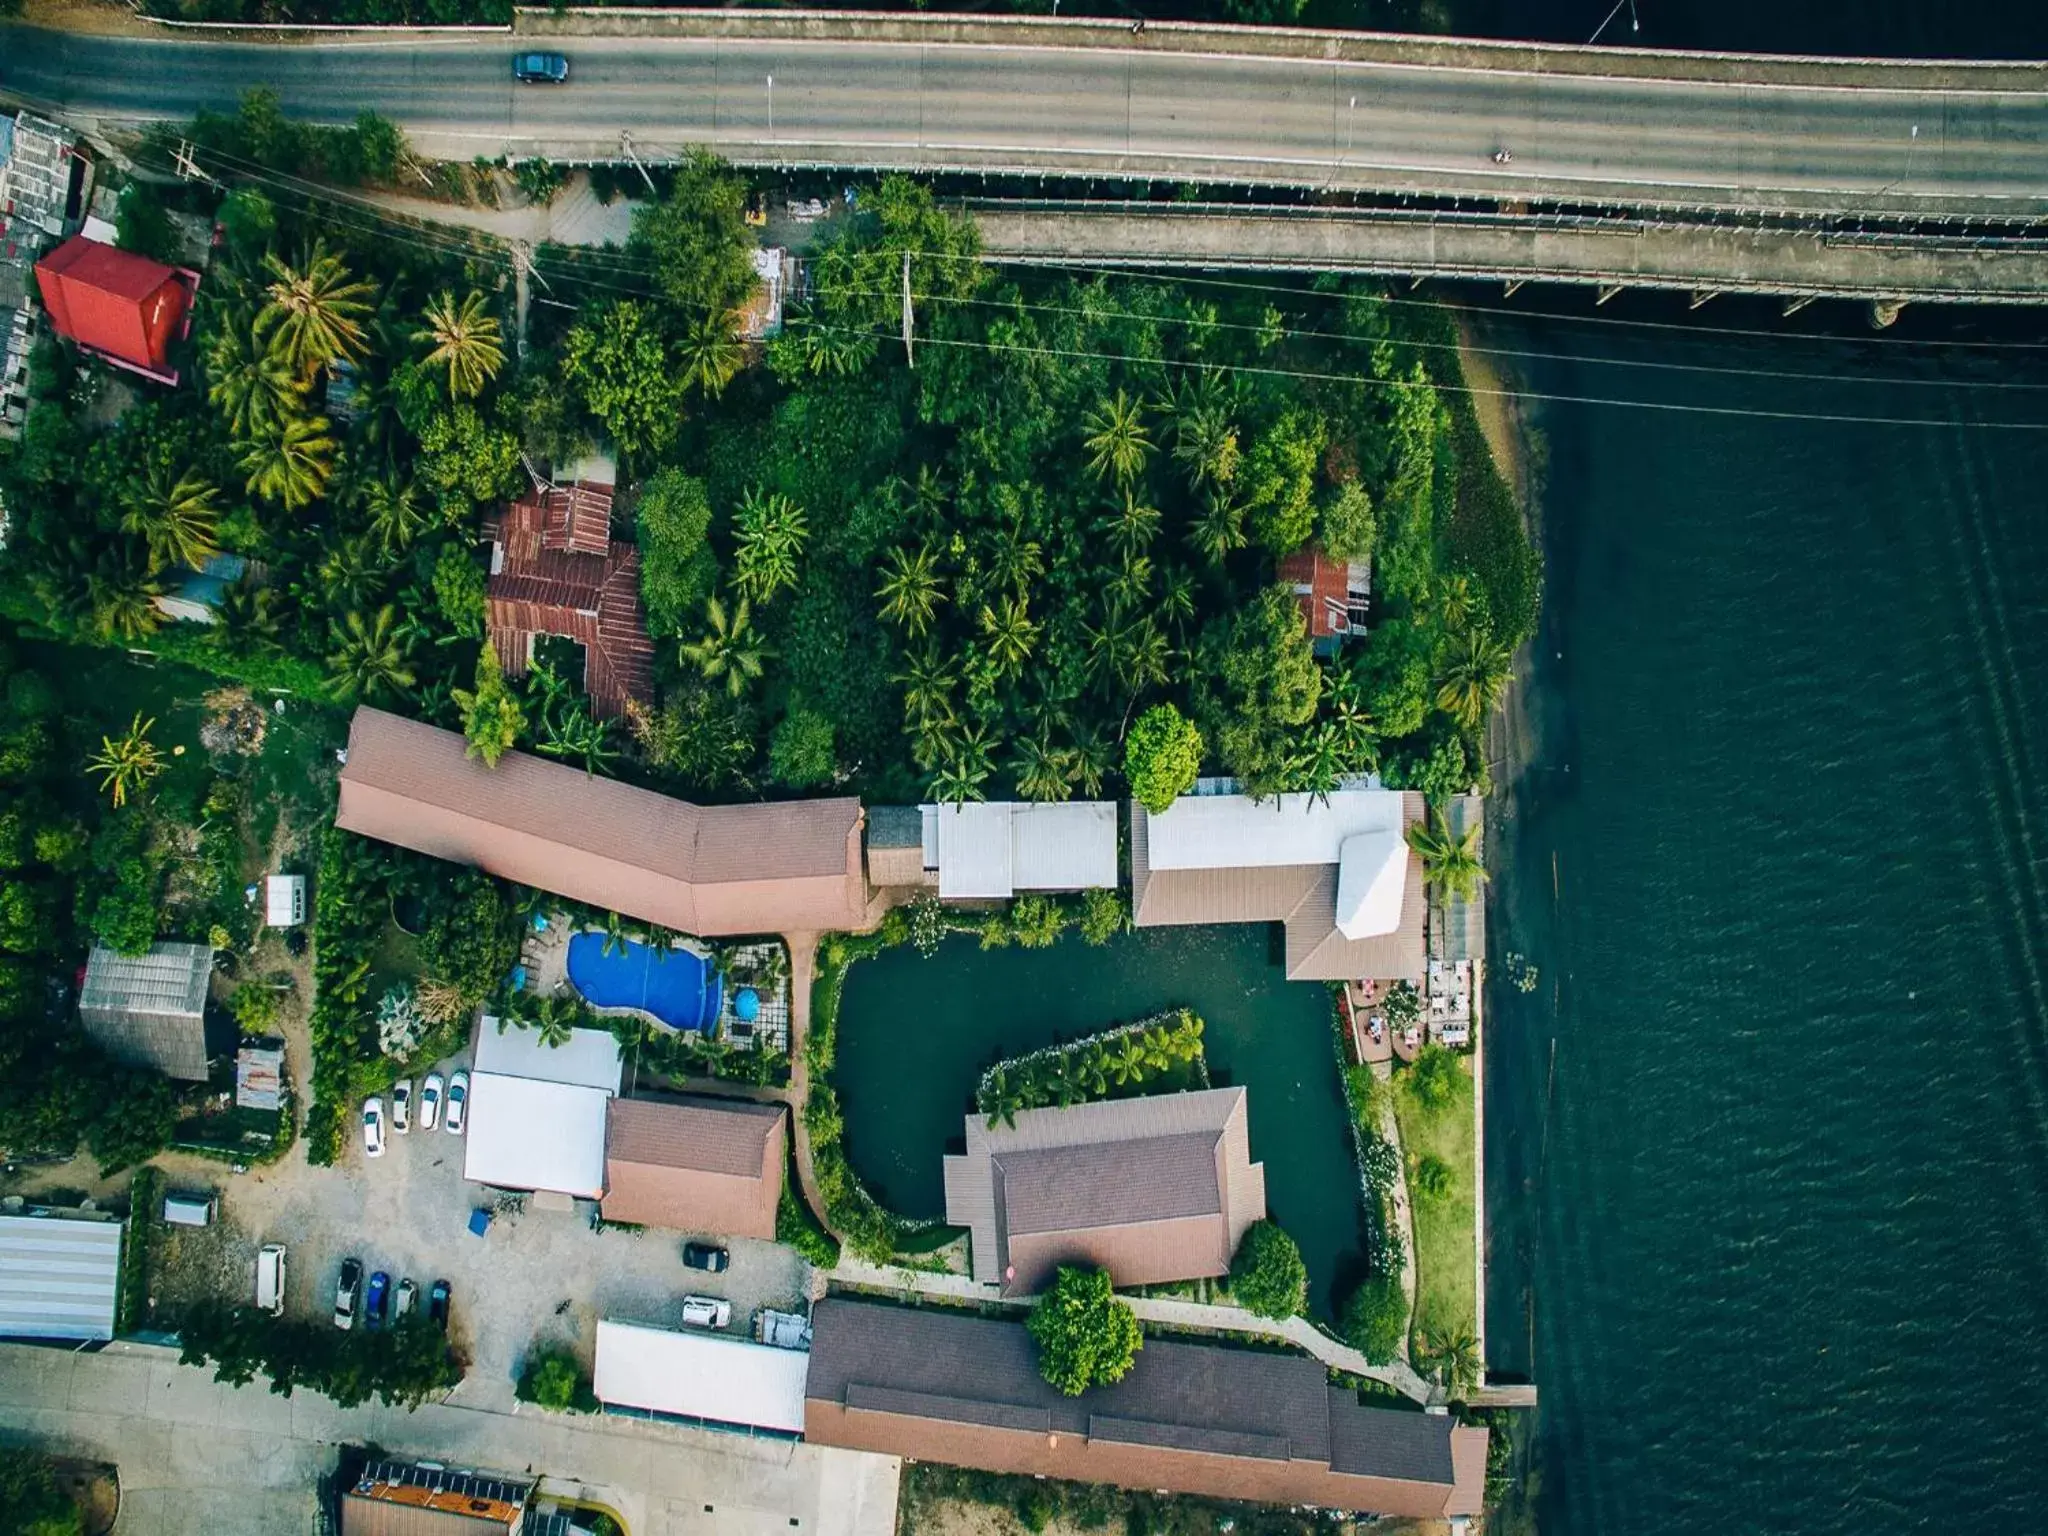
[4,12,2047,309]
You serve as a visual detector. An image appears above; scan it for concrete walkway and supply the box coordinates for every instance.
[780,932,837,1244]
[0,1340,898,1536]
[364,176,635,249]
[831,1257,1436,1404]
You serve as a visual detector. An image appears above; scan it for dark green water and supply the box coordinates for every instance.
[1482,304,2048,1531]
[833,925,1367,1315]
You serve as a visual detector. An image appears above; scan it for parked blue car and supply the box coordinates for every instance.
[365,1270,390,1328]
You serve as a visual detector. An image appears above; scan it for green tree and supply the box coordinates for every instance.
[84,714,164,809]
[876,543,945,637]
[1228,1220,1309,1319]
[0,1446,84,1536]
[1339,1275,1406,1366]
[1406,802,1486,903]
[1436,628,1513,732]
[121,465,220,574]
[1411,1152,1454,1202]
[1081,389,1152,488]
[414,401,522,509]
[1076,888,1127,946]
[628,150,759,320]
[327,606,416,704]
[634,470,718,636]
[1190,586,1321,798]
[1027,1266,1143,1396]
[257,244,375,376]
[239,413,336,510]
[452,641,525,767]
[206,321,304,442]
[680,595,768,700]
[1320,480,1377,560]
[1123,703,1203,815]
[769,706,836,789]
[562,301,688,458]
[676,308,746,398]
[732,489,809,605]
[432,543,487,639]
[1240,410,1326,554]
[1405,1043,1462,1114]
[1351,622,1434,740]
[414,290,506,399]
[519,1348,583,1411]
[1009,893,1067,949]
[216,186,277,260]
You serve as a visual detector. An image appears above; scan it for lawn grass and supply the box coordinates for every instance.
[1391,1053,1478,1350]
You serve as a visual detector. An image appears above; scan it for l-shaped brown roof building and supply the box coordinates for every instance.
[943,1087,1265,1296]
[336,708,867,937]
[804,1299,1488,1519]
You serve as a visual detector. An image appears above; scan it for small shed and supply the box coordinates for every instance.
[0,1211,123,1342]
[78,941,218,1081]
[264,874,306,928]
[235,1038,285,1112]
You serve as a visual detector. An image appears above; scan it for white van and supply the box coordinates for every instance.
[680,1295,731,1330]
[255,1244,287,1316]
[162,1193,216,1228]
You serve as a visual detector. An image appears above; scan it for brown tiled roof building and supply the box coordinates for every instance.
[943,1088,1265,1296]
[483,480,653,719]
[602,1094,787,1238]
[339,1461,527,1536]
[804,1299,1488,1520]
[335,707,868,937]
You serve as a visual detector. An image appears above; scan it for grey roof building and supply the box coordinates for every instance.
[942,1087,1265,1296]
[0,1211,123,1342]
[803,1298,1488,1519]
[79,941,218,1081]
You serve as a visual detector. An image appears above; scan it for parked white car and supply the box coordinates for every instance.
[419,1072,444,1132]
[444,1071,469,1135]
[362,1098,386,1158]
[255,1243,287,1316]
[392,1078,412,1134]
[681,1295,731,1329]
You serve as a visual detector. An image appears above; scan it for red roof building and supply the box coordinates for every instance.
[482,477,654,719]
[33,235,197,385]
[1277,543,1371,653]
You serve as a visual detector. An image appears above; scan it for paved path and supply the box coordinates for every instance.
[4,20,2048,221]
[0,1340,899,1536]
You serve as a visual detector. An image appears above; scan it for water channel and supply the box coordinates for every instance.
[832,923,1368,1316]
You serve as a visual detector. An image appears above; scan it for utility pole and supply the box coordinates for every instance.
[619,131,657,197]
[900,248,915,368]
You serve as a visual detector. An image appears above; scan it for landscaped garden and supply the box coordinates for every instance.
[1393,1043,1480,1391]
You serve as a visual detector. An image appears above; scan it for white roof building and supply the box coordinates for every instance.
[463,1020,625,1198]
[264,874,306,928]
[473,1019,623,1093]
[920,801,1119,900]
[594,1318,810,1434]
[0,1213,122,1342]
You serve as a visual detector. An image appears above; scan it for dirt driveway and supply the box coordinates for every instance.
[162,1034,810,1413]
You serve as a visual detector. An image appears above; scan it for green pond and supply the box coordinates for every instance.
[832,923,1369,1316]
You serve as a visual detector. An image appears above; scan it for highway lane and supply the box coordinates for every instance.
[4,27,2047,217]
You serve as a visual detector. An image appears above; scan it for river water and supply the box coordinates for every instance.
[1479,298,2048,1531]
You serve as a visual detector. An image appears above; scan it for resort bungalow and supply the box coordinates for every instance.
[1131,787,1427,984]
[868,801,1119,899]
[78,940,221,1081]
[601,1094,787,1240]
[335,707,869,938]
[803,1298,1488,1520]
[942,1087,1265,1296]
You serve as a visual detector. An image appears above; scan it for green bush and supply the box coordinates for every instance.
[1076,888,1128,946]
[517,1346,588,1411]
[1123,703,1203,815]
[0,1446,83,1536]
[776,1172,841,1269]
[1027,1266,1143,1396]
[1226,1220,1308,1320]
[1339,1275,1407,1366]
[1405,1043,1461,1114]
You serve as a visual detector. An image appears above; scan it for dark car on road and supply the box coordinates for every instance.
[513,52,569,84]
[428,1279,452,1331]
[365,1270,390,1328]
[683,1241,729,1273]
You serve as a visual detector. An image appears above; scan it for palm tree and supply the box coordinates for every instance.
[1435,572,1478,633]
[677,308,746,398]
[1101,492,1161,564]
[989,520,1044,594]
[978,593,1040,677]
[1436,629,1513,731]
[794,319,877,377]
[876,543,945,637]
[85,713,164,808]
[1010,731,1073,803]
[207,321,305,440]
[1188,488,1247,566]
[1288,721,1346,806]
[1081,388,1152,487]
[1423,1329,1483,1398]
[451,640,524,768]
[732,489,809,605]
[680,595,769,699]
[414,289,505,398]
[930,718,996,805]
[537,700,617,778]
[327,605,417,704]
[1406,804,1487,904]
[361,477,427,555]
[1067,726,1113,799]
[893,645,958,729]
[257,244,376,376]
[240,413,337,510]
[1174,402,1240,491]
[82,551,163,643]
[1108,552,1154,610]
[121,466,221,574]
[317,537,390,612]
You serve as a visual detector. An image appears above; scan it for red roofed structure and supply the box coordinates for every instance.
[483,477,655,719]
[1277,543,1371,654]
[34,235,197,385]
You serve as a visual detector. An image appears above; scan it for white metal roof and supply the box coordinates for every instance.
[1333,830,1408,939]
[1143,790,1407,873]
[927,802,1119,898]
[265,875,305,928]
[594,1318,810,1433]
[473,1020,623,1094]
[0,1214,122,1341]
[462,1072,610,1198]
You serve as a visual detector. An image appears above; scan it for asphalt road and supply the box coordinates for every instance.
[4,26,2047,217]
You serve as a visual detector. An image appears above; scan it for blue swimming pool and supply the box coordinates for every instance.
[565,933,722,1032]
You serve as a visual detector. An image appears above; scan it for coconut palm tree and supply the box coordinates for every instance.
[81,550,163,643]
[413,289,505,398]
[361,477,427,555]
[680,595,769,700]
[732,489,809,605]
[1435,572,1478,633]
[1435,629,1513,732]
[1173,402,1240,491]
[85,713,165,809]
[677,308,746,398]
[317,537,391,613]
[894,645,958,731]
[1107,552,1154,611]
[989,520,1044,594]
[257,244,376,376]
[1406,803,1487,904]
[1010,731,1073,803]
[978,592,1040,678]
[1101,492,1161,564]
[327,605,417,704]
[121,466,221,574]
[1188,488,1247,566]
[239,413,337,510]
[876,543,945,637]
[929,719,996,805]
[1082,388,1152,487]
[1067,726,1113,799]
[207,320,305,441]
[1423,1328,1482,1398]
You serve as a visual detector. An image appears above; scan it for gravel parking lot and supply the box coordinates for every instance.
[164,1036,810,1414]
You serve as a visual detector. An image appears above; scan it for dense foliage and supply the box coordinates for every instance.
[976,1011,1206,1127]
[1227,1219,1309,1320]
[1028,1265,1145,1396]
[0,1447,83,1536]
[178,1299,461,1407]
